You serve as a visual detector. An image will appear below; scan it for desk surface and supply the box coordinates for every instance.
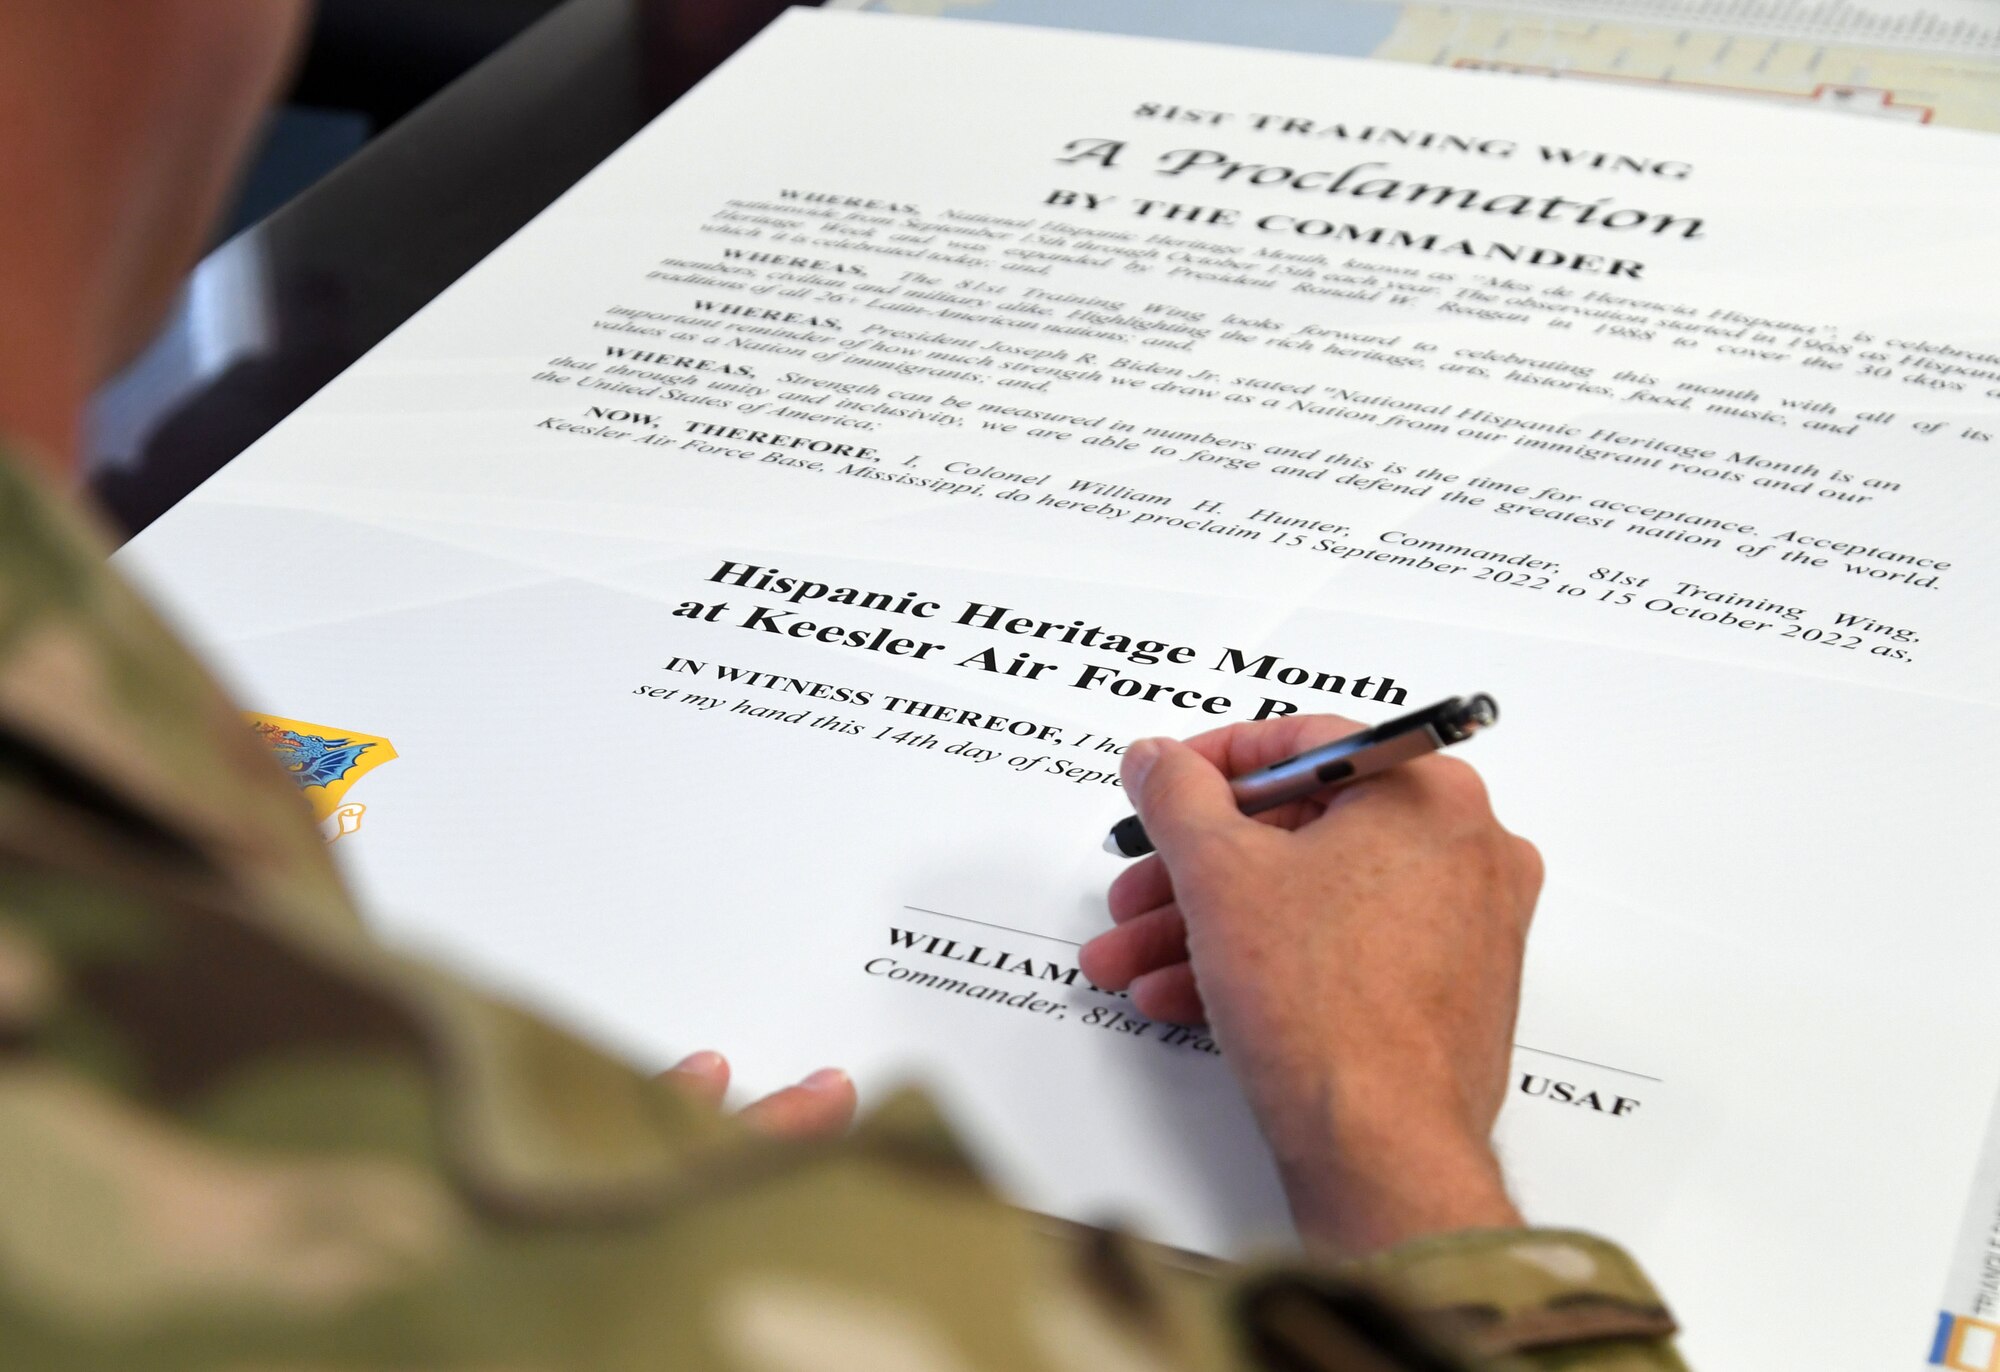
[86,0,805,545]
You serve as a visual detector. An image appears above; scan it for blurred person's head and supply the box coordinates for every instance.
[0,1,310,465]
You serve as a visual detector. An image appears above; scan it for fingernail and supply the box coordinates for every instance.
[802,1068,849,1092]
[1123,738,1164,790]
[673,1050,725,1075]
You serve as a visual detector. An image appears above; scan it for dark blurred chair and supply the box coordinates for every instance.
[222,1,566,239]
[94,0,810,539]
[292,0,568,133]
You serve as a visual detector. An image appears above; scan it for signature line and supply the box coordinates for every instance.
[903,905,1082,948]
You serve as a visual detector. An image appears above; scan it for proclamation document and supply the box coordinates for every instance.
[121,12,2000,1366]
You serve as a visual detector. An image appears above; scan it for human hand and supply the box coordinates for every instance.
[662,1052,858,1140]
[1077,715,1542,1255]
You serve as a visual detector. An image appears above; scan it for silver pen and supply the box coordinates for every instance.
[1102,694,1500,859]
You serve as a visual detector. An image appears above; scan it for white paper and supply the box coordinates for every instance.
[120,12,2000,1367]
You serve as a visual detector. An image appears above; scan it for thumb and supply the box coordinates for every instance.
[1123,737,1245,857]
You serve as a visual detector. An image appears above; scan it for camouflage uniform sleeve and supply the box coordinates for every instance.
[0,445,1689,1372]
[1348,1229,1689,1371]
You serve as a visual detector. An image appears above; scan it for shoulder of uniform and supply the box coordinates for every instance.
[0,439,358,933]
[0,441,739,1217]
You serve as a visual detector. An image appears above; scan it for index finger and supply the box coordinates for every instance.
[1177,712,1367,781]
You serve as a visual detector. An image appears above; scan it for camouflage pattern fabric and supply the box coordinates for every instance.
[0,445,1689,1371]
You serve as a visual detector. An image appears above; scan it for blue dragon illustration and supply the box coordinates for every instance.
[263,727,374,791]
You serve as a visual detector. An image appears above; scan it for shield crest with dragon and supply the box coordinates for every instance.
[248,713,399,842]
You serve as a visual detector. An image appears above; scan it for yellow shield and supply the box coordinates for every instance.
[246,714,399,826]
